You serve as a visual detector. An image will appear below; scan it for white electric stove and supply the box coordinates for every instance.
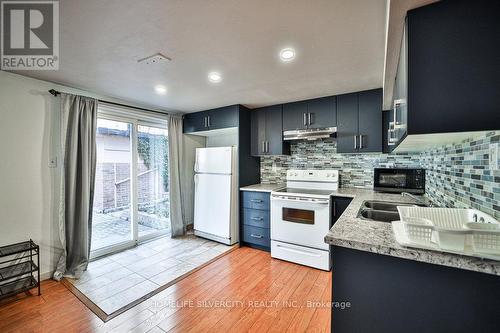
[270,169,339,271]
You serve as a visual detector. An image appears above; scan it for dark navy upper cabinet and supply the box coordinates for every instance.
[183,105,238,133]
[282,100,308,131]
[390,0,500,149]
[283,97,336,131]
[251,105,289,156]
[337,89,382,153]
[337,93,359,153]
[358,89,382,152]
[266,105,288,155]
[307,96,336,129]
[250,107,266,156]
[207,105,239,130]
[407,0,500,134]
[183,111,208,133]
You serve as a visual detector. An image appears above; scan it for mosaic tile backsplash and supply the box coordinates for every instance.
[260,131,500,218]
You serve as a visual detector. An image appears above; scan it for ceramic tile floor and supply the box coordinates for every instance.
[67,234,233,316]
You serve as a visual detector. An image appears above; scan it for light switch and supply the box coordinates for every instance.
[489,143,499,171]
[49,156,57,168]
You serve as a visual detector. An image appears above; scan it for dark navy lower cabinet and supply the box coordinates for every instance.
[241,190,271,251]
[242,225,270,248]
[241,191,270,211]
[242,208,270,228]
[332,197,352,225]
[331,246,500,333]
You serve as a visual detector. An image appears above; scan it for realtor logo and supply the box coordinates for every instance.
[1,0,59,70]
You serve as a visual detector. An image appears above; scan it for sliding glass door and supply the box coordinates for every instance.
[91,109,169,257]
[137,125,170,239]
[91,119,134,253]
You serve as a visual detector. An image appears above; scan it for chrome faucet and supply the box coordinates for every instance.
[401,192,432,207]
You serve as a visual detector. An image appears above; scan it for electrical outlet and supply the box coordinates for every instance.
[49,157,57,168]
[489,143,499,171]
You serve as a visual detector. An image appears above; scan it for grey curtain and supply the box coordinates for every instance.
[168,115,187,237]
[53,93,98,280]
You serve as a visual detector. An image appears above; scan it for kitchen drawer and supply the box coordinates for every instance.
[241,191,270,210]
[243,225,270,248]
[242,208,270,228]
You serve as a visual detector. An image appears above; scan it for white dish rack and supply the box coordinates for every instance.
[392,207,500,260]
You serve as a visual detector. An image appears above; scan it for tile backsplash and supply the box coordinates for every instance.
[260,131,500,218]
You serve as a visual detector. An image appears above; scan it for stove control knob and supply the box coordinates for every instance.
[326,174,330,177]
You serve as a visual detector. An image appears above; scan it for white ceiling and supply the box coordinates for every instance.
[14,0,388,113]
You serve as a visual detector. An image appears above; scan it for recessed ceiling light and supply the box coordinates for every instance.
[154,85,167,95]
[208,72,222,83]
[280,48,296,62]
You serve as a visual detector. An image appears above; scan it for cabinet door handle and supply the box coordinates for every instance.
[251,217,263,221]
[303,113,307,126]
[265,141,269,153]
[354,135,358,149]
[393,99,404,126]
[207,116,211,127]
[250,199,263,203]
[359,135,363,149]
[204,117,207,127]
[308,112,312,126]
[262,141,266,154]
[388,121,397,145]
[250,234,263,239]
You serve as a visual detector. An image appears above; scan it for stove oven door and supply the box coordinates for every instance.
[270,195,330,250]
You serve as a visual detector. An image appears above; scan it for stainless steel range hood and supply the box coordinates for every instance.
[283,127,337,141]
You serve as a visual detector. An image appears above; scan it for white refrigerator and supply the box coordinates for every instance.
[194,146,238,245]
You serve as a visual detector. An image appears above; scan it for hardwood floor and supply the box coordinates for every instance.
[0,247,331,333]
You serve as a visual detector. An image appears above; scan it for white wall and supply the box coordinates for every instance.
[0,71,169,279]
[181,134,206,226]
[205,129,238,148]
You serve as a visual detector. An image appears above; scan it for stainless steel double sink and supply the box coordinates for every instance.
[357,200,420,223]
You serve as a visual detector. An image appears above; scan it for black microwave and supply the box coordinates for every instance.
[374,168,425,194]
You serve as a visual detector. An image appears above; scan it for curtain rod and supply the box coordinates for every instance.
[48,89,169,116]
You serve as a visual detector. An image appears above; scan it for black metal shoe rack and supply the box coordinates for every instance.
[0,239,41,300]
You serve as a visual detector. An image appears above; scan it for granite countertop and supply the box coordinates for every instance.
[240,183,285,193]
[325,188,500,276]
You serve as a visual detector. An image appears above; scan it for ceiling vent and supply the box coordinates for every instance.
[137,53,171,65]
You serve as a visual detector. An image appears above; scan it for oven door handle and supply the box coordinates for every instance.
[271,196,330,205]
